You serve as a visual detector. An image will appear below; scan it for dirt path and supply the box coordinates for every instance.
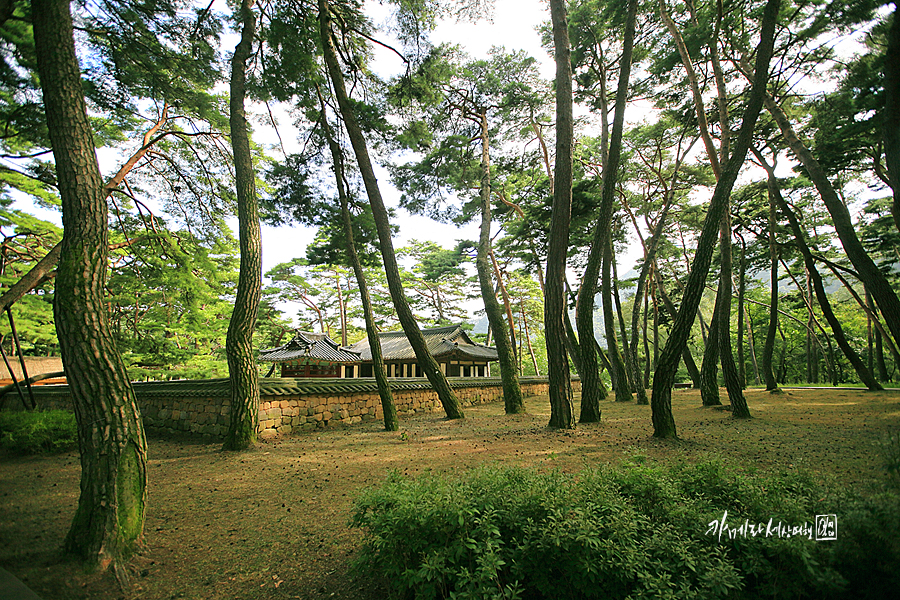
[1,387,898,599]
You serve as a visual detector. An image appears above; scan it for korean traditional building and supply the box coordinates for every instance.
[259,331,362,378]
[259,324,499,378]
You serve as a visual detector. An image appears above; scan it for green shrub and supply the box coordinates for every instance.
[350,462,900,600]
[0,410,78,455]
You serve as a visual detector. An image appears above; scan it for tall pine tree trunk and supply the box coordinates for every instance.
[650,0,778,438]
[654,270,702,387]
[319,0,463,419]
[223,0,262,451]
[718,211,750,418]
[476,111,524,413]
[33,0,147,568]
[602,237,632,402]
[884,2,900,233]
[546,0,576,428]
[760,155,779,391]
[320,107,398,431]
[736,235,747,387]
[576,0,638,413]
[700,309,721,406]
[613,256,641,402]
[629,201,673,404]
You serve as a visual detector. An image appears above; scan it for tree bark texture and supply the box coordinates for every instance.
[717,212,750,418]
[321,108,399,431]
[33,0,147,568]
[0,242,61,314]
[700,308,721,406]
[650,0,779,438]
[477,112,524,414]
[654,271,702,387]
[545,0,576,429]
[319,0,463,419]
[576,0,638,413]
[224,0,262,451]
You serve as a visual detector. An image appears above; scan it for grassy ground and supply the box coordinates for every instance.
[1,387,898,600]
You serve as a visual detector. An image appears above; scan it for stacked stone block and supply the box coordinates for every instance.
[25,378,574,440]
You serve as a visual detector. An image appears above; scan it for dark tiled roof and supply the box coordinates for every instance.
[348,324,498,362]
[259,331,361,363]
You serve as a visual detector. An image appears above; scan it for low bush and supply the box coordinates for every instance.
[350,461,899,600]
[0,410,78,455]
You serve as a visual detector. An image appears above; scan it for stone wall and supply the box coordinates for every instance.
[25,377,571,440]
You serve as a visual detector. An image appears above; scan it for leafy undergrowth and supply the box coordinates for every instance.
[352,462,899,599]
[0,388,898,599]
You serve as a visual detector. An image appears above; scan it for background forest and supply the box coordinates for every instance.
[1,0,896,390]
[2,0,900,583]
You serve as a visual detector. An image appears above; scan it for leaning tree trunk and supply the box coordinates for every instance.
[613,257,642,402]
[650,0,778,438]
[33,0,147,568]
[718,210,750,417]
[884,1,900,233]
[764,93,900,352]
[545,0,576,428]
[700,308,722,406]
[761,158,779,391]
[654,270,702,387]
[476,111,524,414]
[321,108,398,431]
[736,235,748,387]
[576,0,638,413]
[319,0,463,419]
[223,0,262,451]
[603,237,633,402]
[761,162,883,391]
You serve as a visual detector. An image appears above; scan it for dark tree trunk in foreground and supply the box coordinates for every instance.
[33,0,147,568]
[700,309,721,406]
[884,2,900,233]
[761,158,779,391]
[576,0,638,415]
[654,271,702,387]
[477,111,524,414]
[736,236,748,386]
[545,0,576,429]
[320,0,463,419]
[650,0,779,438]
[760,162,883,391]
[321,110,398,431]
[224,0,262,450]
[718,211,750,417]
